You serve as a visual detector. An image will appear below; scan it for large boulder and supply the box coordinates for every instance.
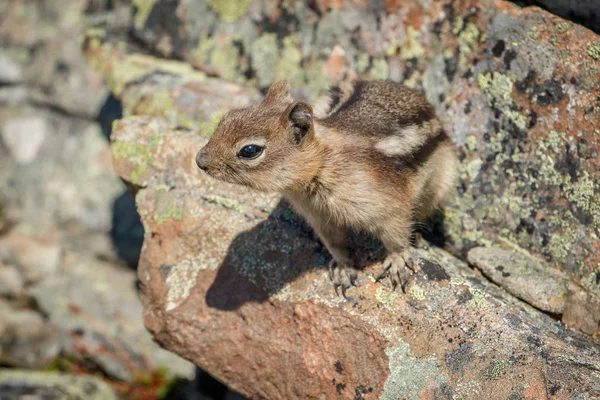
[94,0,600,335]
[109,114,600,399]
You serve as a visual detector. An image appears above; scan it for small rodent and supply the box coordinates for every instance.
[196,79,458,296]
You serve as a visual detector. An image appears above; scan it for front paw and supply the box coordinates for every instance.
[328,259,357,297]
[374,251,415,291]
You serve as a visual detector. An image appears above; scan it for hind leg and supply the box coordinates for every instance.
[374,218,416,291]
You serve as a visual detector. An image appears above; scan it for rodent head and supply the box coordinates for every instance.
[196,80,320,192]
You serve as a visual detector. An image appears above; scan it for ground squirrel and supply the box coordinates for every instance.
[196,80,458,296]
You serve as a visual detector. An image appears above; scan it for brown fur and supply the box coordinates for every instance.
[196,79,458,294]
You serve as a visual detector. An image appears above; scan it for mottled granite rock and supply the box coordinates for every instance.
[0,231,62,284]
[108,114,600,399]
[518,0,600,34]
[0,0,108,116]
[0,369,117,400]
[28,253,195,382]
[0,300,61,368]
[114,0,600,335]
[82,0,600,396]
[0,107,124,260]
[84,38,262,137]
[0,263,24,297]
[467,246,568,314]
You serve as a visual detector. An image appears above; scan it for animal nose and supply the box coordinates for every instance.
[195,148,208,171]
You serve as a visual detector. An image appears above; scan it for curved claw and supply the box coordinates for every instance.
[375,252,415,292]
[328,259,357,298]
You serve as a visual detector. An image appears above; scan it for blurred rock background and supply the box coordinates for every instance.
[1,0,599,399]
[0,0,244,398]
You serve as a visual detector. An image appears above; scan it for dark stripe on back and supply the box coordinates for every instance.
[334,81,365,114]
[328,86,343,112]
[397,133,448,171]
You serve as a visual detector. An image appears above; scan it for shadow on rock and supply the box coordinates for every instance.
[110,190,144,268]
[206,200,393,310]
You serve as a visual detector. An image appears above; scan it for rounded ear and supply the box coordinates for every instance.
[287,102,313,145]
[264,80,293,105]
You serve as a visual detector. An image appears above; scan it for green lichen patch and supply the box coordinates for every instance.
[547,229,577,266]
[526,25,538,42]
[375,286,400,307]
[111,122,163,186]
[477,72,527,129]
[356,53,370,73]
[485,360,506,379]
[370,57,389,80]
[565,172,600,229]
[202,195,245,213]
[251,33,279,87]
[206,0,251,22]
[381,343,449,400]
[306,60,330,101]
[274,35,305,88]
[210,36,246,83]
[154,203,184,224]
[408,284,426,301]
[588,42,600,60]
[457,22,480,65]
[555,22,570,33]
[132,0,155,30]
[400,26,425,60]
[94,45,207,97]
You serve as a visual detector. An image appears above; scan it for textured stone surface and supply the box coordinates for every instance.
[108,113,600,399]
[0,0,109,116]
[0,263,24,297]
[84,38,262,136]
[0,369,118,400]
[29,252,195,382]
[0,231,62,284]
[1,116,49,164]
[518,0,600,34]
[467,246,568,313]
[0,107,124,260]
[0,300,61,368]
[0,0,210,395]
[94,0,600,334]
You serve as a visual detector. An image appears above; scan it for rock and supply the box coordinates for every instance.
[562,283,600,336]
[0,0,109,117]
[0,85,28,106]
[0,300,61,368]
[0,54,23,83]
[84,38,262,135]
[518,0,600,34]
[0,369,117,400]
[0,231,62,284]
[0,262,24,297]
[92,0,600,335]
[122,0,600,306]
[28,252,195,382]
[467,246,568,314]
[1,116,49,164]
[0,107,125,260]
[107,114,600,399]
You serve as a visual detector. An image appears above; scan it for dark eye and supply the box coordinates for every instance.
[237,144,264,160]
